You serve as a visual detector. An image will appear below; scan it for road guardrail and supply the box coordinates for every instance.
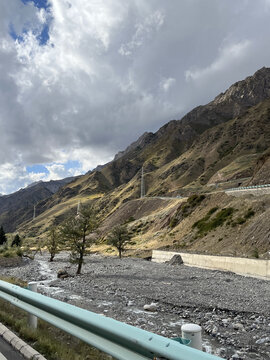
[0,280,223,360]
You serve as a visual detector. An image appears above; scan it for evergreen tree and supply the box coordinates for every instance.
[0,226,7,246]
[46,227,60,262]
[59,205,98,274]
[11,234,21,247]
[107,224,132,259]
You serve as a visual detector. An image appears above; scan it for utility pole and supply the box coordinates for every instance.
[33,205,36,220]
[141,167,145,198]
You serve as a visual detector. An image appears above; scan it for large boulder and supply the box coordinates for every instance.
[57,268,69,279]
[144,302,158,312]
[166,254,183,266]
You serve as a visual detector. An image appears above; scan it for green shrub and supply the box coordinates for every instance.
[125,216,135,224]
[252,248,259,259]
[236,217,246,225]
[187,194,206,206]
[16,248,23,257]
[244,208,255,219]
[207,207,219,215]
[169,217,178,228]
[182,194,206,217]
[193,207,235,236]
[2,249,14,258]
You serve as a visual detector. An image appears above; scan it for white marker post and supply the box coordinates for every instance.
[181,323,202,351]
[28,282,38,329]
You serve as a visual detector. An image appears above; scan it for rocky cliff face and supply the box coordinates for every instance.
[89,68,270,184]
[96,67,270,188]
[179,67,270,131]
[113,132,155,161]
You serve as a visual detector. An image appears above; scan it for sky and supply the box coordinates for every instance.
[1,0,270,194]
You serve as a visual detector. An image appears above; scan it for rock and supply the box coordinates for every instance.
[211,325,218,336]
[256,337,269,344]
[144,302,158,312]
[57,268,69,279]
[216,348,227,357]
[165,255,183,266]
[233,323,244,331]
[221,318,230,326]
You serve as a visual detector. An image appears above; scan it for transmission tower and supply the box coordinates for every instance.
[141,167,145,198]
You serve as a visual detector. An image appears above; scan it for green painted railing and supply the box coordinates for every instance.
[0,280,222,360]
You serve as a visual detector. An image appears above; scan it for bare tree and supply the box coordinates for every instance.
[60,205,98,274]
[107,224,132,259]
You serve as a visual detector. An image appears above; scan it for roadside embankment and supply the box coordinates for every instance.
[152,250,270,279]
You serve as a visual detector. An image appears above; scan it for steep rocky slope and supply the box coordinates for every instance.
[46,67,270,200]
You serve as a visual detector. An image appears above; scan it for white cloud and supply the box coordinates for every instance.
[160,77,176,92]
[1,0,270,194]
[119,10,165,56]
[0,163,45,194]
[185,40,252,83]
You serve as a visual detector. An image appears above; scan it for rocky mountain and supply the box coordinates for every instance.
[3,67,270,257]
[0,177,77,232]
[40,67,270,200]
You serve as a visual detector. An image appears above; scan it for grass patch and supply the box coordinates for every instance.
[182,194,206,217]
[252,248,259,259]
[231,208,255,227]
[169,217,178,229]
[124,216,135,224]
[0,278,113,360]
[235,217,246,225]
[193,207,234,236]
[244,208,255,219]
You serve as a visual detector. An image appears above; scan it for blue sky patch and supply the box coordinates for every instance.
[26,164,49,174]
[9,24,24,43]
[64,160,81,171]
[21,0,50,10]
[10,0,52,45]
[37,23,50,45]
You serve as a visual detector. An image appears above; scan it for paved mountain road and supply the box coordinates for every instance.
[0,336,24,360]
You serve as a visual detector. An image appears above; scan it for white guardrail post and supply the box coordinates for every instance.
[181,324,202,350]
[27,281,38,329]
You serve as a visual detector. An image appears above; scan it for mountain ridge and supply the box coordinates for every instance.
[0,177,78,232]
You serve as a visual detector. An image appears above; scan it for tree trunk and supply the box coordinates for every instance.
[77,260,82,274]
[49,253,55,262]
[77,250,84,274]
[119,248,122,259]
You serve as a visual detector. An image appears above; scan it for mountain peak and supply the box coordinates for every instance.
[212,67,270,110]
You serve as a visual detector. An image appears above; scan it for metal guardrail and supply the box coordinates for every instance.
[0,280,222,360]
[226,183,270,191]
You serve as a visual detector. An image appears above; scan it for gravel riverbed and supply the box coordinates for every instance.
[1,252,270,360]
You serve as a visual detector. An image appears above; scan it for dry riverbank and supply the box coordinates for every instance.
[1,252,269,360]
